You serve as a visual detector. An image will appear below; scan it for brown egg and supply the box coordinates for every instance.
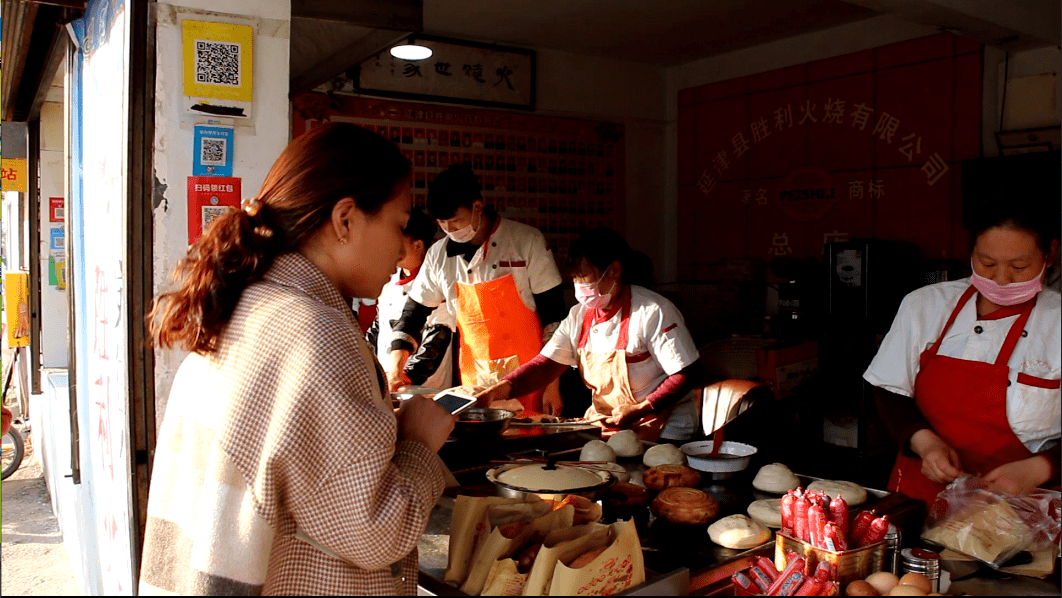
[845,579,880,596]
[887,584,927,596]
[898,572,932,594]
[865,571,900,595]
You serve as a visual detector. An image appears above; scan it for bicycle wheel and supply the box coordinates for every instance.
[1,429,25,480]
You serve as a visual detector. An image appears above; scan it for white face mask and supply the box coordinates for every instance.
[445,209,480,244]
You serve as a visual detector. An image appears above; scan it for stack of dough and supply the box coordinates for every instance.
[708,515,772,549]
[807,480,868,506]
[607,430,644,457]
[642,443,687,467]
[751,463,801,494]
[747,499,783,528]
[579,440,617,463]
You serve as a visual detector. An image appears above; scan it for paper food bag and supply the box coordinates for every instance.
[523,523,610,596]
[482,559,529,596]
[462,504,575,595]
[548,519,645,596]
[446,496,541,587]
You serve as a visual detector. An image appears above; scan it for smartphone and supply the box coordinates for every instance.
[433,390,478,415]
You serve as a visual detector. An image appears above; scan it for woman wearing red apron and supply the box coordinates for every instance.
[865,203,1060,505]
[478,227,704,442]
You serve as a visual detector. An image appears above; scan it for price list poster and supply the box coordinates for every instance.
[677,33,982,278]
[292,92,625,269]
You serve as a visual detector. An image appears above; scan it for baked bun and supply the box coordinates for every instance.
[708,514,772,549]
[752,463,801,494]
[807,480,868,506]
[605,481,651,509]
[642,443,687,468]
[746,499,783,528]
[643,464,702,491]
[651,487,719,525]
[551,494,603,525]
[567,545,608,569]
[607,429,644,457]
[580,439,617,463]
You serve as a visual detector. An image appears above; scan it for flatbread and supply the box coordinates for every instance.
[747,499,782,528]
[806,480,868,506]
[708,515,772,549]
[751,463,800,494]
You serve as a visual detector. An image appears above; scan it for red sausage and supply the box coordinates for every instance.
[828,495,849,537]
[756,556,780,581]
[794,577,825,596]
[793,495,810,543]
[860,515,890,546]
[848,510,874,546]
[808,504,827,549]
[781,493,796,535]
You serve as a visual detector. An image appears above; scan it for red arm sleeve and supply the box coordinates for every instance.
[644,361,703,412]
[504,353,568,398]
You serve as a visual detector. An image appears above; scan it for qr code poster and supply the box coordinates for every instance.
[187,175,241,245]
[192,124,235,177]
[182,20,253,103]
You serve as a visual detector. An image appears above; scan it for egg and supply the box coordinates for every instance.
[887,584,927,596]
[845,579,880,596]
[898,572,932,594]
[865,571,900,595]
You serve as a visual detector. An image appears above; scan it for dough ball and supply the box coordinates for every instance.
[580,440,617,463]
[643,443,687,468]
[807,480,868,506]
[607,430,644,457]
[747,499,783,528]
[752,463,801,494]
[707,514,772,549]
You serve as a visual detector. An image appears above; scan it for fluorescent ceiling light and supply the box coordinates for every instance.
[390,42,432,61]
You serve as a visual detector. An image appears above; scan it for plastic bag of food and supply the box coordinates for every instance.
[921,475,1061,568]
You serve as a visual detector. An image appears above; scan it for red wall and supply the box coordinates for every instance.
[677,33,982,279]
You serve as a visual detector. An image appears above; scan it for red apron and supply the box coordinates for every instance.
[888,285,1037,505]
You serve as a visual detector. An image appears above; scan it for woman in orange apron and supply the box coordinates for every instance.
[386,164,567,414]
[478,227,704,442]
[865,204,1060,504]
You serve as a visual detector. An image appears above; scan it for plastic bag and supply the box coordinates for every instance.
[921,475,1061,568]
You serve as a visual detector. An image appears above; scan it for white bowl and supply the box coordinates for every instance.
[680,440,757,474]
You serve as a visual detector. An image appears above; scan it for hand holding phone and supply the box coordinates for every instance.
[397,395,456,452]
[432,390,478,415]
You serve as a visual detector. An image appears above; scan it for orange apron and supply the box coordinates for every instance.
[455,271,544,414]
[888,285,1038,505]
[577,290,675,442]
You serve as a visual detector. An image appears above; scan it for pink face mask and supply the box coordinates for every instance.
[574,269,615,310]
[970,260,1045,306]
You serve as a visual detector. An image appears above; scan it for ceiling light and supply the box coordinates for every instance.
[390,40,432,61]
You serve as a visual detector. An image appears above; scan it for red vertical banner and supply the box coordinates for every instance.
[49,197,65,222]
[187,176,241,245]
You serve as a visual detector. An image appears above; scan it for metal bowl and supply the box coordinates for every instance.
[486,462,616,501]
[680,440,757,478]
[452,408,515,436]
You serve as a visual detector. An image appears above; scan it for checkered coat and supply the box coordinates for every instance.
[140,252,446,595]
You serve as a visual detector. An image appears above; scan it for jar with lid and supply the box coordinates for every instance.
[900,547,941,594]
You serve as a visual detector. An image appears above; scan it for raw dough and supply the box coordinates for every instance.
[579,440,617,463]
[643,443,687,468]
[607,430,644,457]
[806,480,868,507]
[752,463,801,494]
[747,499,783,528]
[708,514,772,549]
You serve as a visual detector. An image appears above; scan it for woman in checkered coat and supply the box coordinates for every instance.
[142,122,455,595]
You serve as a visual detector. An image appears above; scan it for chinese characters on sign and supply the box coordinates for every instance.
[697,96,949,198]
[187,176,241,245]
[353,36,535,110]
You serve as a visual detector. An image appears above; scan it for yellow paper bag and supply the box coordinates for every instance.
[462,505,575,595]
[446,496,539,587]
[548,519,645,596]
[523,523,610,596]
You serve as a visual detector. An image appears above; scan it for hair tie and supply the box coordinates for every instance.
[241,197,262,217]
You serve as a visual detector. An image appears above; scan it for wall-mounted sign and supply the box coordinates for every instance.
[192,124,235,176]
[182,19,254,118]
[49,226,66,288]
[0,159,28,193]
[187,176,241,245]
[49,197,65,222]
[777,167,839,222]
[350,35,535,110]
[4,272,30,347]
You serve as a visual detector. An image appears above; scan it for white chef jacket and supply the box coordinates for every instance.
[408,217,563,317]
[376,268,454,390]
[864,280,1061,452]
[542,285,701,401]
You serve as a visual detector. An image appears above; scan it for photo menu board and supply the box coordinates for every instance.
[292,92,625,267]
